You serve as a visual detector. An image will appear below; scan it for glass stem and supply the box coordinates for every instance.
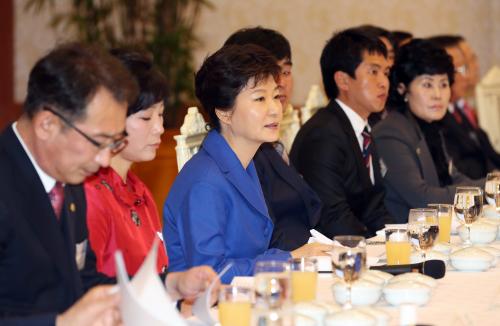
[466,225,472,246]
[422,251,426,274]
[345,282,352,310]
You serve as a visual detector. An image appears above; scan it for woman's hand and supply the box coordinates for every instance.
[165,265,219,301]
[290,243,333,258]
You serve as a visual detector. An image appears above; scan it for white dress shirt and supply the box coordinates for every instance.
[335,99,374,184]
[12,122,56,193]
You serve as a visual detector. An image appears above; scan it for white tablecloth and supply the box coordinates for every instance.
[320,236,500,325]
[234,236,500,325]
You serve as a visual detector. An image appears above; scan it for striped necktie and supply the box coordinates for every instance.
[362,127,372,171]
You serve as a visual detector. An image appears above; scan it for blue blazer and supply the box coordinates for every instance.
[163,131,290,283]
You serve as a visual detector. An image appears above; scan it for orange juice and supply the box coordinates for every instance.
[218,301,251,326]
[385,241,411,265]
[438,213,451,243]
[291,271,317,302]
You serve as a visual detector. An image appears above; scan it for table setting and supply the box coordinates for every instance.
[112,179,500,326]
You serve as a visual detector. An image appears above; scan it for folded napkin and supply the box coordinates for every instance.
[115,239,187,326]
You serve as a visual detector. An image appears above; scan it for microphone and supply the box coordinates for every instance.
[370,260,446,279]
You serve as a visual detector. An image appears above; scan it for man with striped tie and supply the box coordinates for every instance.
[291,27,395,238]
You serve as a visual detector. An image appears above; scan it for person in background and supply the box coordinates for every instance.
[458,37,480,97]
[429,35,500,179]
[355,25,395,126]
[223,26,322,251]
[373,39,481,222]
[290,28,394,238]
[163,44,330,284]
[392,30,413,48]
[83,48,169,288]
[356,25,396,66]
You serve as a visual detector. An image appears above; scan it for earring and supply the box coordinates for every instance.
[404,95,408,102]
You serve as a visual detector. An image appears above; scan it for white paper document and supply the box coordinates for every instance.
[115,239,187,326]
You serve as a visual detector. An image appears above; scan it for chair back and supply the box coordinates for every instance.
[476,65,500,151]
[279,104,301,153]
[173,107,208,171]
[300,84,327,124]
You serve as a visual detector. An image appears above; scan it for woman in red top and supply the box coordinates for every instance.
[84,48,168,281]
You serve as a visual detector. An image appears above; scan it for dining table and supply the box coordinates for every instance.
[231,235,500,326]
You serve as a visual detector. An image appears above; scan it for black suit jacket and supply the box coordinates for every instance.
[254,143,322,251]
[290,101,393,238]
[441,109,500,179]
[0,125,87,324]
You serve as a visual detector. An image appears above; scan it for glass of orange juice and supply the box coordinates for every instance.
[218,285,252,326]
[384,224,411,265]
[289,257,317,303]
[428,204,453,243]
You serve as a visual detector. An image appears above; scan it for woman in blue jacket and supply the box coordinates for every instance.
[163,44,330,283]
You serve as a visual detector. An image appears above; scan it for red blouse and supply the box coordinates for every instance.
[84,167,168,277]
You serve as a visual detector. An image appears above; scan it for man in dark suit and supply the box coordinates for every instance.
[290,28,394,238]
[429,35,500,179]
[0,43,217,326]
[224,27,322,250]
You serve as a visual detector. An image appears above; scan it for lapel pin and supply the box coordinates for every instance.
[69,203,76,212]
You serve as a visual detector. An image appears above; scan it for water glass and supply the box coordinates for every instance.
[331,235,366,309]
[254,260,291,309]
[407,208,439,270]
[454,186,483,246]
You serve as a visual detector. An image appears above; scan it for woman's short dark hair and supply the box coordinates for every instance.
[24,42,138,122]
[195,44,281,131]
[387,39,455,110]
[110,48,168,117]
[224,26,292,63]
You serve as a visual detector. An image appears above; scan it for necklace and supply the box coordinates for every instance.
[100,178,142,227]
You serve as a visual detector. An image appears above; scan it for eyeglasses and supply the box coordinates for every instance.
[455,65,468,76]
[44,107,128,154]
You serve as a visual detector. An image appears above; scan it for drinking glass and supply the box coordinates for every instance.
[331,235,366,309]
[384,224,411,265]
[218,285,252,326]
[485,172,500,211]
[428,204,453,243]
[454,186,483,246]
[289,257,317,303]
[407,208,439,271]
[253,260,290,309]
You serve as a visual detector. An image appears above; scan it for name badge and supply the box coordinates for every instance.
[75,239,87,270]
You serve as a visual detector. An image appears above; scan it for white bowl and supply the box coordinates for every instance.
[332,279,382,306]
[450,247,494,271]
[433,242,452,255]
[312,301,341,314]
[294,302,328,326]
[458,222,498,244]
[294,313,317,326]
[383,280,431,306]
[324,309,376,326]
[360,270,393,286]
[410,250,448,264]
[388,272,437,288]
[357,307,390,326]
[482,205,500,219]
[480,218,500,239]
